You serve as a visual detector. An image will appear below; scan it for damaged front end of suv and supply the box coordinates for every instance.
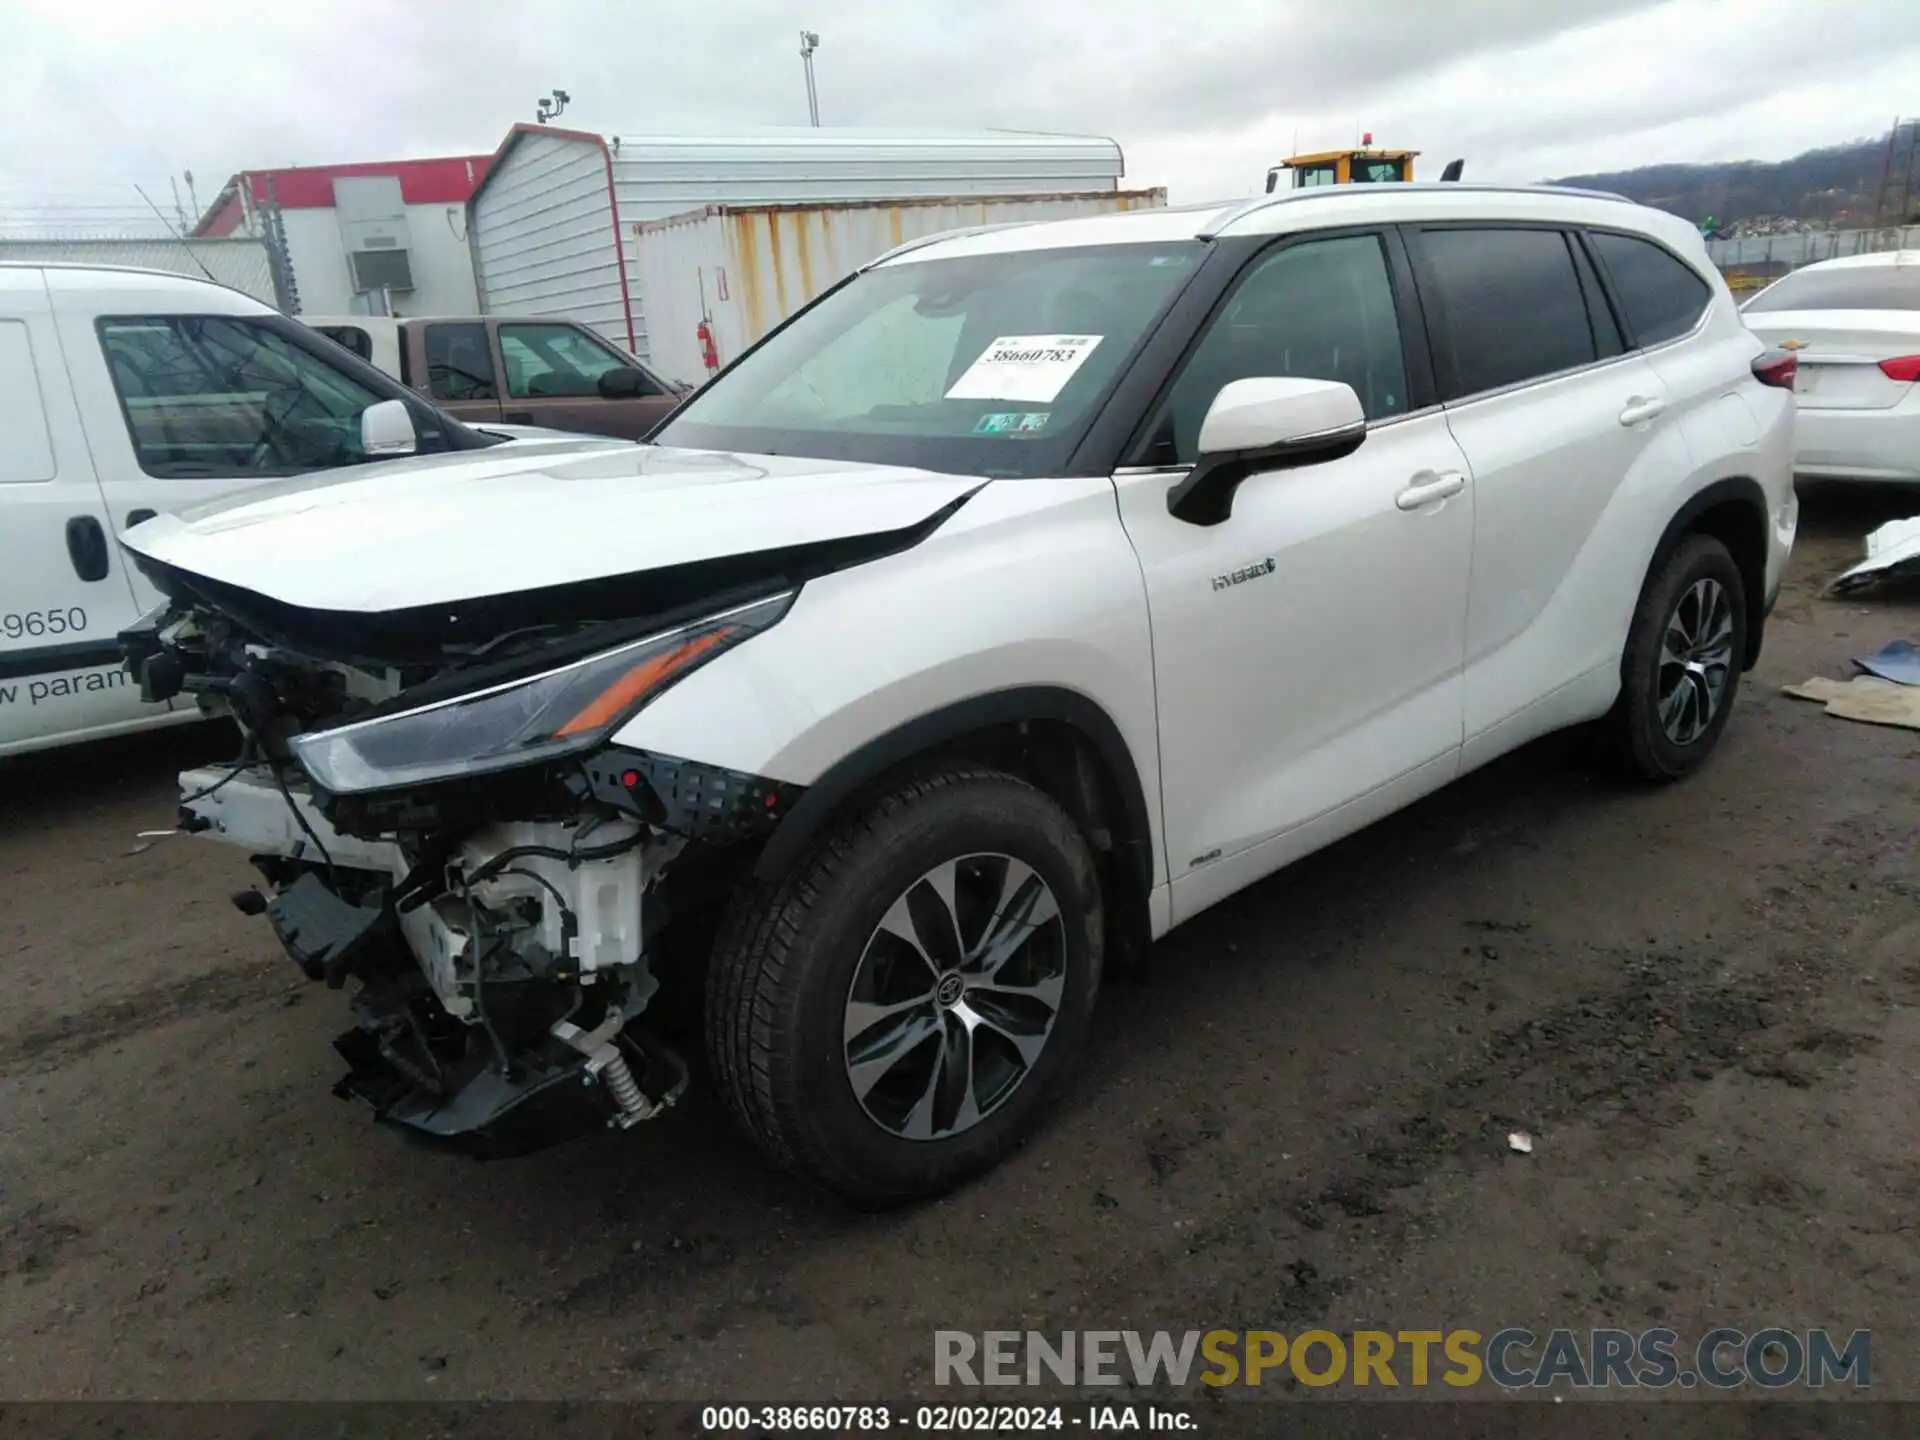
[117,546,821,1159]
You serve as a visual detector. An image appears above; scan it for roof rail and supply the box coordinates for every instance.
[1196,181,1635,239]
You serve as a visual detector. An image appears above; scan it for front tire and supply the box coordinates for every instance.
[1609,532,1747,781]
[705,765,1103,1206]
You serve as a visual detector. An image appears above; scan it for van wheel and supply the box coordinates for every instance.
[1609,532,1747,781]
[705,766,1103,1207]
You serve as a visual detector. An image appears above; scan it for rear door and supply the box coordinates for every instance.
[495,320,679,438]
[0,270,160,756]
[1404,223,1692,755]
[420,320,504,425]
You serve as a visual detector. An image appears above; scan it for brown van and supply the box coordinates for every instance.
[303,315,690,441]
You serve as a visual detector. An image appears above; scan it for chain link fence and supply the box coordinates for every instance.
[1708,223,1920,293]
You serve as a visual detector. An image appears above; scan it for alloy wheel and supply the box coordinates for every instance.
[842,853,1066,1142]
[1657,576,1734,746]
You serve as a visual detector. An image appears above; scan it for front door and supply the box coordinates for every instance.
[1112,230,1474,925]
[495,320,679,439]
[59,301,434,622]
[0,271,157,756]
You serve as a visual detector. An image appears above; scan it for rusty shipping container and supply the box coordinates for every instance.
[467,126,1127,360]
[633,189,1168,387]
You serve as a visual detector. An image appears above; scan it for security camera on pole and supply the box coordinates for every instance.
[799,31,821,127]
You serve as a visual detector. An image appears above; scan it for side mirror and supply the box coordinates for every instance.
[359,398,417,458]
[597,365,650,399]
[1440,159,1465,182]
[1167,377,1365,527]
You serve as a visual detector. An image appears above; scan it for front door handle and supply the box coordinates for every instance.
[65,516,110,582]
[1395,470,1467,511]
[1619,396,1667,426]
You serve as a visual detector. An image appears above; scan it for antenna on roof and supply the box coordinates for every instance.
[132,183,219,285]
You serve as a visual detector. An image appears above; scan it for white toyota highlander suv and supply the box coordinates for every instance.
[119,183,1797,1205]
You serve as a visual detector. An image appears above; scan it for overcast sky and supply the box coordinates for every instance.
[4,0,1917,233]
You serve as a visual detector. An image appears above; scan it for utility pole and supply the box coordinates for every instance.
[799,30,821,127]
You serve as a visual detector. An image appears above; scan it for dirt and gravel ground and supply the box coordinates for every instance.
[2,489,1916,1405]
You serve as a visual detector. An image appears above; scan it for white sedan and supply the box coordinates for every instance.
[1742,251,1920,484]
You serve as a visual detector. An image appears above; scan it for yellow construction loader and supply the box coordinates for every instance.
[1264,136,1463,193]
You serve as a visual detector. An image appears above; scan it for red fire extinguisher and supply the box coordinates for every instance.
[696,319,719,374]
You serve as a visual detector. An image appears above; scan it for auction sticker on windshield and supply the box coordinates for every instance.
[947,335,1103,403]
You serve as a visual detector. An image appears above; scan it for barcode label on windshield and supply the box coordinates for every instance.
[945,334,1103,403]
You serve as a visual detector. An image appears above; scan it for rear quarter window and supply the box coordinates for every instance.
[1588,231,1712,345]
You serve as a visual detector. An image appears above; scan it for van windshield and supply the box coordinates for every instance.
[653,242,1206,477]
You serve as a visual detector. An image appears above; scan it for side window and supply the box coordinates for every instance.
[1414,228,1596,400]
[315,325,373,363]
[0,321,56,483]
[1141,233,1409,466]
[424,322,497,402]
[1588,231,1712,347]
[498,323,660,400]
[98,316,389,478]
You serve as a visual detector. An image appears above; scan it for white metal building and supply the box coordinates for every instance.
[194,156,493,316]
[634,190,1169,386]
[467,123,1127,361]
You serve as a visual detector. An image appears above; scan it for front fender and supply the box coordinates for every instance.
[611,475,1166,885]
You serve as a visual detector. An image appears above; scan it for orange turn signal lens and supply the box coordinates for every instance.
[553,626,738,738]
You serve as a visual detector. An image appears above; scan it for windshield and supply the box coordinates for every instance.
[654,242,1206,477]
[1743,264,1920,313]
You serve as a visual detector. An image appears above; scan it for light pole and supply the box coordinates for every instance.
[799,31,820,127]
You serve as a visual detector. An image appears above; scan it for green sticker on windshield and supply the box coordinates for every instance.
[974,411,1050,436]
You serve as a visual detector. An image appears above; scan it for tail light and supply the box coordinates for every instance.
[1751,349,1798,389]
[1877,354,1920,383]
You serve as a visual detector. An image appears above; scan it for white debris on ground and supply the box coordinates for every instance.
[1508,1131,1534,1154]
[1830,517,1920,595]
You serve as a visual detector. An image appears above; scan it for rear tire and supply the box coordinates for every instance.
[705,765,1103,1207]
[1608,532,1747,782]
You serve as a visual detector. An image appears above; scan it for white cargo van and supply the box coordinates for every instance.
[0,263,611,759]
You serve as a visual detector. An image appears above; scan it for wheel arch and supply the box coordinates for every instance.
[1640,475,1771,672]
[750,686,1158,957]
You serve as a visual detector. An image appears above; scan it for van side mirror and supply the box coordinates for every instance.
[359,398,417,458]
[1166,377,1366,527]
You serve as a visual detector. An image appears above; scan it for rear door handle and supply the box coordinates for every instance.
[1619,396,1667,426]
[65,516,110,582]
[1395,470,1467,510]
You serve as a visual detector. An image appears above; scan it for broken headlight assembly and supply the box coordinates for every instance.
[289,593,791,794]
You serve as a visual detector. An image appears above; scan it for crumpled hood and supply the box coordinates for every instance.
[121,443,983,614]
